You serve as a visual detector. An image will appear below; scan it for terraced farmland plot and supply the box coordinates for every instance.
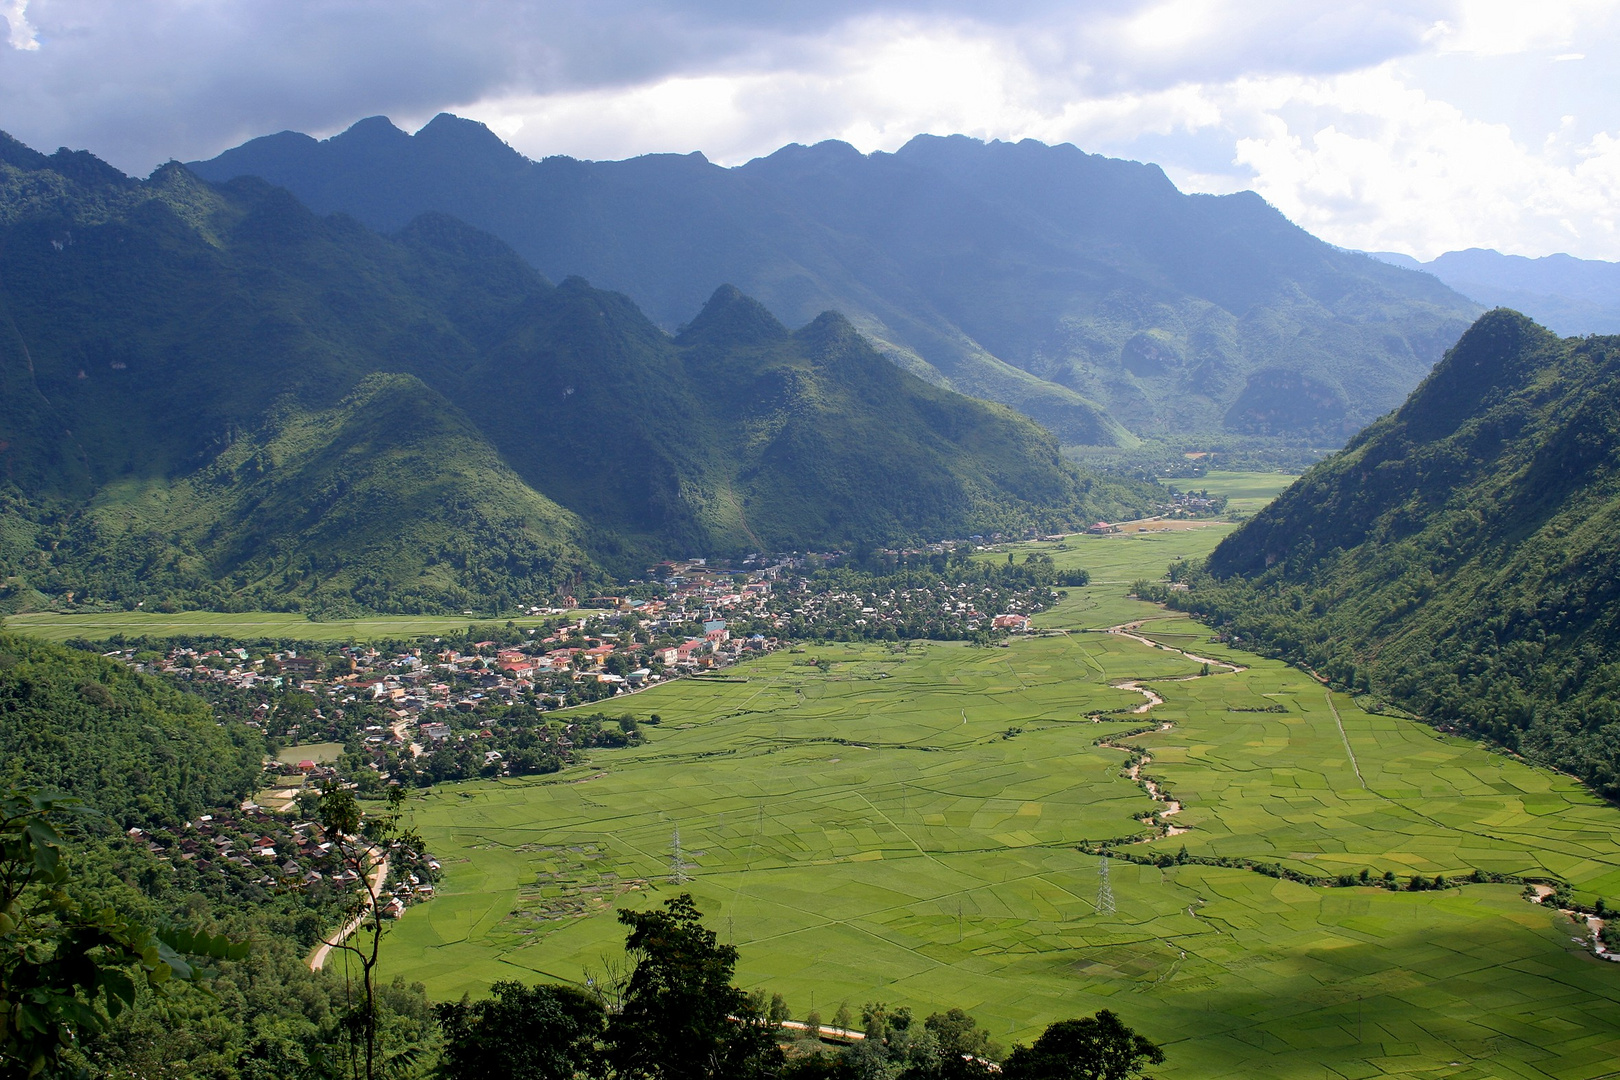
[1129,666,1620,900]
[385,533,1620,1078]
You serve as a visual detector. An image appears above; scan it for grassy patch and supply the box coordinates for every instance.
[273,742,346,766]
[1170,470,1299,515]
[381,534,1620,1077]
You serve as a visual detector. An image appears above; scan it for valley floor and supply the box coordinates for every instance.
[367,527,1620,1079]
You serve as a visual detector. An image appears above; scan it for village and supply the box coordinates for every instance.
[120,545,1065,756]
[93,539,1095,920]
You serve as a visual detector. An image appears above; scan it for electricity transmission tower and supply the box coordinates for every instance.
[1096,855,1116,916]
[669,827,690,884]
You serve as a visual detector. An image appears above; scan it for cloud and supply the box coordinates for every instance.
[4,0,39,50]
[1224,67,1620,258]
[1426,0,1616,55]
[0,1,1451,168]
[0,1,1617,258]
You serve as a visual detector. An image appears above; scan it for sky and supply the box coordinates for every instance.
[2,0,1617,261]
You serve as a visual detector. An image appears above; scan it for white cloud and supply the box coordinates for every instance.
[1427,0,1614,55]
[3,0,39,50]
[2,1,1619,258]
[1224,66,1620,259]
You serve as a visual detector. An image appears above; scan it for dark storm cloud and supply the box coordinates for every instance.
[0,0,1444,172]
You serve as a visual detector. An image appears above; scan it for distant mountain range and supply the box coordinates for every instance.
[1369,249,1620,337]
[191,115,1481,446]
[1176,309,1620,795]
[0,131,1147,615]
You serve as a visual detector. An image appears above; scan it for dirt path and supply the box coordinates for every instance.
[1123,747,1188,837]
[1323,691,1366,789]
[1113,681,1163,713]
[1528,885,1620,963]
[309,849,389,971]
[391,716,422,757]
[779,1019,865,1042]
[1101,620,1247,674]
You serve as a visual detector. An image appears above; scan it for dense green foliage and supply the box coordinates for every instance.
[0,791,249,1079]
[0,632,437,1078]
[0,633,262,828]
[1001,1010,1164,1080]
[0,132,1151,614]
[1174,310,1620,794]
[607,894,782,1080]
[191,115,1479,445]
[436,981,608,1080]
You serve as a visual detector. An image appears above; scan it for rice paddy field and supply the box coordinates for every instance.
[1176,470,1301,515]
[380,528,1620,1079]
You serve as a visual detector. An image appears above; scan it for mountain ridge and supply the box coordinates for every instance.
[191,115,1481,446]
[1170,309,1620,795]
[0,130,1150,613]
[1368,247,1620,336]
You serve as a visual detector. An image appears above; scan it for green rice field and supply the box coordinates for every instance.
[1170,470,1301,515]
[378,529,1620,1079]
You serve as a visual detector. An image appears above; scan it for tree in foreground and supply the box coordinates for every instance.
[1001,1010,1164,1080]
[606,893,783,1080]
[318,784,422,1080]
[436,979,607,1080]
[0,788,246,1079]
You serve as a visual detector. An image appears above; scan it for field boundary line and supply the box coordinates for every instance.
[1324,692,1366,789]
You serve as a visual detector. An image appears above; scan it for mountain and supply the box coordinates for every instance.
[1171,309,1620,794]
[191,116,1481,446]
[0,631,263,827]
[1370,248,1620,337]
[0,131,1147,614]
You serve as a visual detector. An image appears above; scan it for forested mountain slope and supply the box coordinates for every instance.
[193,115,1481,445]
[0,632,262,826]
[0,132,1146,613]
[1173,310,1620,794]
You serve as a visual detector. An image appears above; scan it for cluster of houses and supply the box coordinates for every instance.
[124,803,442,920]
[125,808,358,892]
[115,546,1059,790]
[122,547,1056,765]
[751,576,1046,640]
[378,866,438,919]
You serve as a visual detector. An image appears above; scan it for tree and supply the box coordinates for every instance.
[1001,1011,1163,1080]
[436,980,606,1080]
[922,1008,999,1078]
[841,1003,997,1080]
[318,784,420,1080]
[605,893,783,1080]
[0,789,246,1078]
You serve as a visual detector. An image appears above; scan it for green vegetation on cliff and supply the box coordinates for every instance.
[1174,310,1620,794]
[0,132,1151,614]
[0,632,261,827]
